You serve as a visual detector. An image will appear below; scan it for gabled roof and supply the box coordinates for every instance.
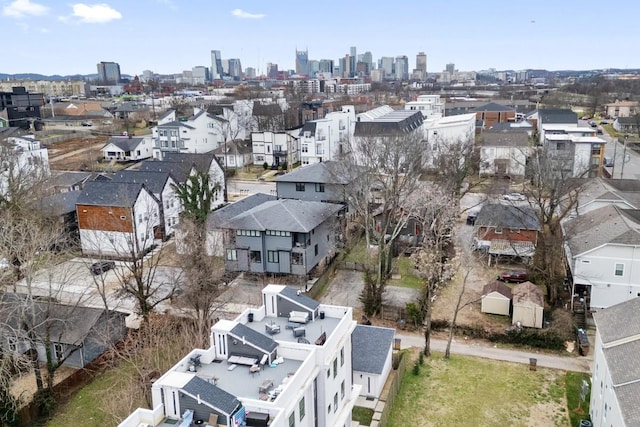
[253,101,282,116]
[157,120,196,129]
[482,281,512,299]
[182,376,240,416]
[480,131,530,147]
[300,121,316,135]
[475,204,540,230]
[538,108,577,124]
[354,110,424,136]
[564,205,640,256]
[275,161,352,185]
[351,325,395,374]
[212,140,252,156]
[229,323,278,353]
[206,193,277,231]
[157,109,175,121]
[109,170,173,195]
[279,286,320,311]
[104,136,145,152]
[140,152,220,183]
[512,281,543,307]
[40,190,81,216]
[471,102,515,113]
[46,171,92,189]
[593,297,640,344]
[76,180,149,207]
[615,117,638,125]
[220,199,343,233]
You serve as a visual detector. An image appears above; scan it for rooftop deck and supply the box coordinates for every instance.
[245,313,341,346]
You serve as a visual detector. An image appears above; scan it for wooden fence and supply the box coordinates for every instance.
[375,350,409,427]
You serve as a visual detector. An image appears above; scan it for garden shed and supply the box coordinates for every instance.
[512,281,544,328]
[481,281,512,316]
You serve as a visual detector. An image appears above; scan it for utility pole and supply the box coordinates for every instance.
[621,135,629,179]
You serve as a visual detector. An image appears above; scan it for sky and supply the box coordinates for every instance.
[2,0,640,77]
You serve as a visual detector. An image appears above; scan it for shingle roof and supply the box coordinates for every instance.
[76,180,147,207]
[110,170,173,195]
[157,109,175,121]
[206,193,277,230]
[615,382,640,427]
[538,109,577,124]
[229,323,278,353]
[606,178,640,192]
[512,281,544,307]
[482,281,512,299]
[279,286,320,311]
[352,325,395,374]
[593,297,640,344]
[275,161,353,185]
[182,376,240,415]
[40,190,81,216]
[140,152,219,183]
[220,199,343,233]
[475,204,540,230]
[46,171,91,189]
[480,131,530,147]
[300,121,316,135]
[471,102,516,112]
[615,117,638,125]
[604,339,640,385]
[104,136,144,152]
[157,120,196,129]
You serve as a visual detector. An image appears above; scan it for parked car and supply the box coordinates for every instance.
[497,270,528,283]
[502,192,526,201]
[588,121,597,128]
[466,211,478,225]
[81,121,93,127]
[90,261,115,275]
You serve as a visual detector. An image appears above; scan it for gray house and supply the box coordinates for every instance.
[275,161,353,205]
[221,199,344,275]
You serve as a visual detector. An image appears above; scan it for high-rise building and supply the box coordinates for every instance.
[245,67,256,79]
[97,61,121,84]
[191,66,209,84]
[295,49,309,75]
[416,52,427,80]
[210,50,223,80]
[379,57,395,79]
[362,51,374,72]
[318,59,334,74]
[395,55,409,81]
[227,58,242,80]
[267,63,279,79]
[343,54,352,78]
[349,46,357,77]
[308,60,320,77]
[446,63,455,75]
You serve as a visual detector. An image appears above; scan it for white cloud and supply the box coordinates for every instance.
[69,3,122,23]
[231,8,265,19]
[2,0,49,18]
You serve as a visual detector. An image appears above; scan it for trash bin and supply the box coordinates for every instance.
[529,358,537,371]
[320,311,325,319]
[394,338,401,350]
[248,312,254,323]
[579,420,592,427]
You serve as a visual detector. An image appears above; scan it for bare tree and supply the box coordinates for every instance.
[429,134,485,198]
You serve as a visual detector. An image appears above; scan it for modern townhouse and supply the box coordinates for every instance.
[404,94,445,119]
[299,106,356,165]
[274,161,352,205]
[251,130,300,168]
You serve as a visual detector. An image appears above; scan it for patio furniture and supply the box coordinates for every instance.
[293,326,306,338]
[265,322,281,335]
[259,379,273,393]
[288,311,309,324]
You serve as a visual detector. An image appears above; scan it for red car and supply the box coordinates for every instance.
[497,270,528,283]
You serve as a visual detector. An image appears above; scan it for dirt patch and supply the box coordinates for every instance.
[46,135,110,171]
[11,365,77,405]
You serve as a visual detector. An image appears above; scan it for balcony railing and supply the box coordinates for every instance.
[316,136,327,141]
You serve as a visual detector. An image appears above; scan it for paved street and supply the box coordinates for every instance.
[603,131,640,180]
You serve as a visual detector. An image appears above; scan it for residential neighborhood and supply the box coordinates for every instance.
[2,5,640,426]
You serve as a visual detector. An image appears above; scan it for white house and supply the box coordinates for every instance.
[0,135,50,197]
[213,139,253,169]
[299,106,356,165]
[563,204,640,310]
[351,325,395,398]
[479,122,532,177]
[590,297,640,427]
[76,180,160,257]
[422,113,476,169]
[119,284,361,427]
[151,108,226,160]
[404,94,445,119]
[102,136,153,162]
[251,130,300,168]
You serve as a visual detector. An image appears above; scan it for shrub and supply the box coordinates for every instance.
[282,161,288,170]
[412,360,420,376]
[418,352,424,365]
[488,328,565,351]
[262,162,268,170]
[406,302,424,327]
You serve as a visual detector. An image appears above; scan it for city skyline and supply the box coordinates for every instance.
[2,0,639,76]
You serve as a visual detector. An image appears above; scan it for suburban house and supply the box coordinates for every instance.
[119,284,361,427]
[613,116,639,134]
[0,134,50,196]
[404,94,445,119]
[299,105,356,165]
[604,100,638,118]
[151,107,226,160]
[527,108,578,142]
[251,130,301,168]
[590,297,640,427]
[213,139,253,169]
[275,161,353,205]
[102,136,153,162]
[76,180,160,257]
[39,190,82,248]
[511,281,544,328]
[109,170,182,238]
[351,325,395,399]
[139,152,225,210]
[540,124,605,178]
[481,281,512,316]
[474,204,540,263]
[46,171,91,193]
[563,204,640,310]
[479,121,532,177]
[0,295,128,369]
[221,199,344,275]
[572,178,640,216]
[471,102,516,128]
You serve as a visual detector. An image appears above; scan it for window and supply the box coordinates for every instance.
[341,380,345,400]
[299,397,306,421]
[327,404,331,414]
[138,214,143,224]
[250,251,262,263]
[494,227,503,234]
[267,250,279,263]
[333,392,338,412]
[288,412,295,427]
[314,244,319,256]
[333,358,338,378]
[54,343,64,360]
[226,249,237,261]
[292,253,304,265]
[266,230,291,237]
[8,337,17,352]
[296,183,305,192]
[236,230,261,237]
[340,347,344,366]
[302,145,308,153]
[556,142,566,151]
[120,215,126,220]
[327,369,331,378]
[615,263,624,277]
[315,183,325,193]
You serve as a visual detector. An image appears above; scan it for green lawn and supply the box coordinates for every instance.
[352,406,374,425]
[565,371,591,427]
[387,353,571,427]
[389,256,422,289]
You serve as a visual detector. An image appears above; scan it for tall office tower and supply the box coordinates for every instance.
[362,51,373,72]
[349,46,357,77]
[339,57,347,77]
[342,55,353,78]
[307,60,320,77]
[192,66,210,84]
[318,59,334,74]
[245,67,256,79]
[416,52,427,80]
[227,58,242,80]
[97,61,121,84]
[295,49,309,75]
[210,50,223,80]
[379,57,395,79]
[395,55,409,81]
[267,63,279,79]
[446,63,455,75]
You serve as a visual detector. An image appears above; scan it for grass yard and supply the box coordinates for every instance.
[352,406,374,425]
[389,256,422,289]
[565,371,591,427]
[387,353,571,427]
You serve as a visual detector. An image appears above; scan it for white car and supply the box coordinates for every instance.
[502,192,526,201]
